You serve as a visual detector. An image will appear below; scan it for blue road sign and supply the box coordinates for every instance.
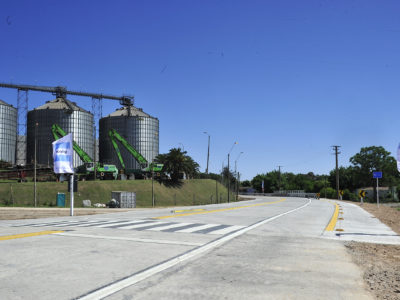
[373,171,382,179]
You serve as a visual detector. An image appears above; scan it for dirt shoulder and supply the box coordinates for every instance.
[343,202,400,300]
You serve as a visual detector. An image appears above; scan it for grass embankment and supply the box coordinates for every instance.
[0,179,236,208]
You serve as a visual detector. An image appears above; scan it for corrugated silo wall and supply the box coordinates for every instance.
[27,109,94,167]
[0,102,17,164]
[99,116,159,170]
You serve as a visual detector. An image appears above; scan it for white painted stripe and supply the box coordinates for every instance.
[207,225,245,235]
[147,223,192,231]
[95,220,145,228]
[55,233,202,246]
[175,223,220,233]
[77,199,311,300]
[51,220,103,227]
[73,220,125,227]
[119,221,164,230]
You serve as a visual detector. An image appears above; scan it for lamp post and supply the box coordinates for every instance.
[203,132,210,174]
[227,142,238,203]
[152,132,158,208]
[34,122,38,207]
[234,152,243,198]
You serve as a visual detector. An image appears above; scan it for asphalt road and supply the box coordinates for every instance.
[1,196,399,299]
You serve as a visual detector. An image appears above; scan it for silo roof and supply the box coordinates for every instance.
[34,98,90,113]
[107,106,155,118]
[0,99,14,107]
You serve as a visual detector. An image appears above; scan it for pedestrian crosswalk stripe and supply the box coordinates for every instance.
[119,221,165,230]
[9,219,246,235]
[208,225,243,235]
[147,223,192,231]
[95,220,143,228]
[174,223,219,233]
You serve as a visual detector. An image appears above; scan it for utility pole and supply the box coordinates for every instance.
[34,122,38,207]
[277,166,283,191]
[227,142,237,203]
[332,146,341,200]
[203,132,210,174]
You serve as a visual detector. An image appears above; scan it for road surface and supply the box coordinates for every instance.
[1,196,399,299]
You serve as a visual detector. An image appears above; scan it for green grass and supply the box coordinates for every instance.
[0,179,236,208]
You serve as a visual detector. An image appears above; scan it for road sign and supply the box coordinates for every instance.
[373,171,382,179]
[339,190,344,196]
[358,190,366,198]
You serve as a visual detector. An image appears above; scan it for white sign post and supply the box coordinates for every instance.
[52,134,74,216]
[373,172,382,209]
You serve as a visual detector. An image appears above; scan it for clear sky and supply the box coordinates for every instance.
[1,0,399,180]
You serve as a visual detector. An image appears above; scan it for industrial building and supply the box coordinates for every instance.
[27,98,94,168]
[0,83,159,177]
[100,106,159,172]
[0,99,17,164]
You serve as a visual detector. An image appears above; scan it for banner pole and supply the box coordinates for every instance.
[70,174,74,216]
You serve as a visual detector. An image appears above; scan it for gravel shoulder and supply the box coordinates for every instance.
[344,202,400,300]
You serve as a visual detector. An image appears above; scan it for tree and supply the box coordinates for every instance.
[155,148,199,182]
[241,180,251,187]
[349,146,399,188]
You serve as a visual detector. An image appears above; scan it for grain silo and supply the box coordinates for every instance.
[27,98,94,168]
[99,106,159,173]
[0,99,17,164]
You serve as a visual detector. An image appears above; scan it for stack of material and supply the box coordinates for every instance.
[111,191,136,208]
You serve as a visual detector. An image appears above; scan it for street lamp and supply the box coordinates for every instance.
[235,152,244,200]
[227,142,238,203]
[203,132,210,174]
[34,122,38,207]
[152,132,159,208]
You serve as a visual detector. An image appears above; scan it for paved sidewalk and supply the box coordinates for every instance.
[322,200,400,245]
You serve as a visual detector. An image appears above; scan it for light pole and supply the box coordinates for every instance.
[235,152,243,200]
[34,122,38,207]
[152,132,158,208]
[203,132,210,174]
[227,142,238,203]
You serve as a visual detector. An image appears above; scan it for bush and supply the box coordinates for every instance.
[319,187,337,199]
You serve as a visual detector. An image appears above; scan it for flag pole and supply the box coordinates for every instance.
[70,173,74,216]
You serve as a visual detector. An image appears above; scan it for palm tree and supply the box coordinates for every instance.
[156,148,199,182]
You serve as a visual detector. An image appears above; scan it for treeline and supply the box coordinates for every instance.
[242,146,400,201]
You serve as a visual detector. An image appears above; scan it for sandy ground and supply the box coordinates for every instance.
[344,202,400,300]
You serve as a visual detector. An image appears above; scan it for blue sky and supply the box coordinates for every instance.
[1,0,399,180]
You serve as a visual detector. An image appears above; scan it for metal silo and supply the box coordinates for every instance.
[27,98,94,168]
[99,106,159,172]
[0,99,17,164]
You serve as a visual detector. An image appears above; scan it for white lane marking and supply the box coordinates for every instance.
[147,223,192,231]
[119,221,165,230]
[77,199,311,300]
[73,220,129,227]
[95,220,145,228]
[51,220,106,227]
[207,225,245,235]
[55,233,203,246]
[175,223,220,233]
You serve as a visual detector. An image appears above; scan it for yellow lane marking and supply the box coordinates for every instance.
[0,231,64,241]
[325,202,339,231]
[173,209,205,213]
[154,199,286,220]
